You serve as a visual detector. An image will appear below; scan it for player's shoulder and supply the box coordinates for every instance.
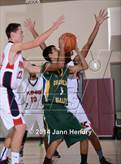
[3,42,13,51]
[21,78,29,86]
[37,76,43,83]
[41,62,49,73]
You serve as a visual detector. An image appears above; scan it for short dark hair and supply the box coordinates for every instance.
[43,45,55,62]
[32,64,36,66]
[6,23,21,39]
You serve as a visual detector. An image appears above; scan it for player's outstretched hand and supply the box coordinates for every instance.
[52,15,64,30]
[24,18,35,31]
[95,9,108,25]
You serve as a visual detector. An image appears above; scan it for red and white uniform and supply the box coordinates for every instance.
[0,42,25,130]
[0,42,24,89]
[67,61,92,133]
[20,76,44,135]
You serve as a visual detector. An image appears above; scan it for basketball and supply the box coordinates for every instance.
[61,33,77,52]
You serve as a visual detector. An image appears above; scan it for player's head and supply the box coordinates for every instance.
[29,73,37,80]
[6,23,23,42]
[43,45,59,63]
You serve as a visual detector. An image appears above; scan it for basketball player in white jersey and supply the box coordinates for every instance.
[24,9,111,164]
[66,57,111,164]
[21,71,44,134]
[18,70,44,157]
[64,10,111,164]
[0,16,64,164]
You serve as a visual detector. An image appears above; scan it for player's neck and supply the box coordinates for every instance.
[30,77,37,81]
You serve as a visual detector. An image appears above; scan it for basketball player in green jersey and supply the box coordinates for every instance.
[41,36,89,164]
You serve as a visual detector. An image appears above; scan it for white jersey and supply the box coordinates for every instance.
[18,76,44,134]
[0,42,24,89]
[21,76,43,113]
[67,61,79,108]
[67,61,91,131]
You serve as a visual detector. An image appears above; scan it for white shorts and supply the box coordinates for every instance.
[23,110,45,135]
[0,87,25,130]
[67,99,92,132]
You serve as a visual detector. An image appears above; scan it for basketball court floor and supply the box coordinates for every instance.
[1,139,120,164]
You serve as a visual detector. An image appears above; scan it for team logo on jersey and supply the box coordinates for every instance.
[27,90,42,95]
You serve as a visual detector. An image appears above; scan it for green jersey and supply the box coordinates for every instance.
[42,66,68,105]
[42,63,87,147]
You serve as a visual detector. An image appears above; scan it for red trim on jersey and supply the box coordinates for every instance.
[6,63,14,69]
[13,118,23,126]
[4,63,14,88]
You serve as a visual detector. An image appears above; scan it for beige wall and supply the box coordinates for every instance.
[108,7,121,36]
[0,4,43,64]
[0,0,121,78]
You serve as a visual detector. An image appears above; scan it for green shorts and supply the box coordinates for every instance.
[44,104,87,147]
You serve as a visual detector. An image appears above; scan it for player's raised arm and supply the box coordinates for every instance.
[13,16,64,53]
[24,18,47,50]
[81,9,108,58]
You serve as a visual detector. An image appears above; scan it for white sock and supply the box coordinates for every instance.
[0,146,9,160]
[11,152,20,164]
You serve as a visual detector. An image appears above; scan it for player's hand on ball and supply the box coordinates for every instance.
[59,35,65,51]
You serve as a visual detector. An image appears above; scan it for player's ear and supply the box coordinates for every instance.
[10,32,14,39]
[49,53,52,59]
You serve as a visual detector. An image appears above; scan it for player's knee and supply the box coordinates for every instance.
[15,124,26,134]
[54,139,62,145]
[50,139,62,147]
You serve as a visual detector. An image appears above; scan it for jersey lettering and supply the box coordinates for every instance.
[17,71,23,79]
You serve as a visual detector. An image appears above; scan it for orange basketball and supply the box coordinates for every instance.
[61,33,77,52]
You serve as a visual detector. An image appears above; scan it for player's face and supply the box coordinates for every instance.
[30,73,37,79]
[50,47,59,63]
[13,26,24,42]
